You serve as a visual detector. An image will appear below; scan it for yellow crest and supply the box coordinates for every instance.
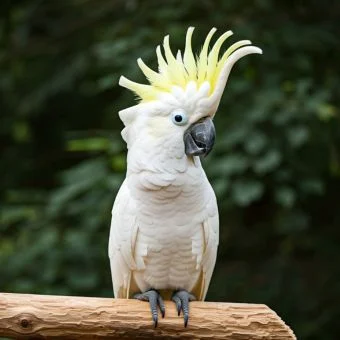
[119,27,257,102]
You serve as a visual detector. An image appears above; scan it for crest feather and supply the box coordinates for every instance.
[197,28,217,84]
[120,27,262,102]
[183,27,197,80]
[207,31,233,89]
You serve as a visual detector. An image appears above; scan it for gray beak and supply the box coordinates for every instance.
[184,117,216,157]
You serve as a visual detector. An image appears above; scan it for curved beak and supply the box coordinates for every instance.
[184,117,216,157]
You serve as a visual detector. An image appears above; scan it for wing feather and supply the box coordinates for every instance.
[108,180,145,298]
[193,186,219,300]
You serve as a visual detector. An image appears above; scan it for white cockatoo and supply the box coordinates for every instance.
[109,27,262,327]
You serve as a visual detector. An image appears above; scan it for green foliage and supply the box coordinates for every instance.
[1,1,340,339]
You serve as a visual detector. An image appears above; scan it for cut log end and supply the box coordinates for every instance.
[0,293,296,339]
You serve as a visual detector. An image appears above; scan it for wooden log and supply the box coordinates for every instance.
[0,293,296,339]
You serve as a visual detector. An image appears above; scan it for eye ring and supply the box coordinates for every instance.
[171,110,188,126]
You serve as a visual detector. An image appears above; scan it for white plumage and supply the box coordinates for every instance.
[109,156,218,300]
[108,27,261,302]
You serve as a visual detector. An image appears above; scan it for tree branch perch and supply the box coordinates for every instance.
[0,293,296,339]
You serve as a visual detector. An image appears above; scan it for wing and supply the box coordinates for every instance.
[108,179,145,298]
[193,185,219,301]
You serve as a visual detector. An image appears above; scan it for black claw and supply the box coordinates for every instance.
[182,300,189,327]
[184,314,189,328]
[134,289,165,327]
[171,290,196,327]
[171,295,182,316]
[158,295,165,318]
[152,314,158,328]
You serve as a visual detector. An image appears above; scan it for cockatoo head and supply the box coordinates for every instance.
[119,27,262,158]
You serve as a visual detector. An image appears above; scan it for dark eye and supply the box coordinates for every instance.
[175,115,183,123]
[171,110,188,126]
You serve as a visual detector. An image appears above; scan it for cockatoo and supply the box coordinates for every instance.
[109,27,262,327]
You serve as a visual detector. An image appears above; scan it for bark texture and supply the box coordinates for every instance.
[0,293,296,339]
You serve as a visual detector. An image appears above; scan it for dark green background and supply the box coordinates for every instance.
[1,1,340,339]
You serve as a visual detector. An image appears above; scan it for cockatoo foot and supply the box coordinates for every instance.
[171,290,196,327]
[134,289,165,327]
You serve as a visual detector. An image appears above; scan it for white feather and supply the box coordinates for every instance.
[109,146,219,299]
[109,28,261,300]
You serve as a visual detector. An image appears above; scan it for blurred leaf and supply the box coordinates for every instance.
[12,121,31,142]
[317,104,336,121]
[231,179,264,206]
[0,206,38,227]
[212,177,230,198]
[253,149,282,174]
[286,126,309,147]
[111,154,126,171]
[67,137,110,152]
[244,131,268,155]
[275,187,296,208]
[61,158,107,185]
